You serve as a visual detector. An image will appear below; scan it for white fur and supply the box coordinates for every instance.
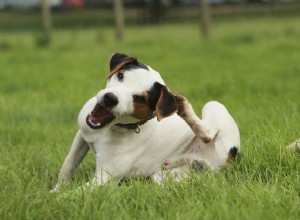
[168,101,240,170]
[286,138,300,151]
[50,64,240,193]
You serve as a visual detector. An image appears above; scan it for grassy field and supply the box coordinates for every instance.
[0,14,300,219]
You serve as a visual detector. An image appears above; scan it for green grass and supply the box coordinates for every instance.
[0,14,300,219]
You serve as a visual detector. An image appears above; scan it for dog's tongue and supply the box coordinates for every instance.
[86,104,116,129]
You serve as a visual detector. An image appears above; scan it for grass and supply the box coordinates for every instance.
[0,14,300,219]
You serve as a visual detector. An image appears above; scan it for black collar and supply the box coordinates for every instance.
[115,115,155,133]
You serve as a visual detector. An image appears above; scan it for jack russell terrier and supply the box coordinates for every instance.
[51,53,240,192]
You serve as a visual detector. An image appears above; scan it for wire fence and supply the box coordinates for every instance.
[0,1,299,32]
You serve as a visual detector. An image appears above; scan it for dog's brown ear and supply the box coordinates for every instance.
[154,83,178,121]
[109,53,137,72]
[107,53,137,79]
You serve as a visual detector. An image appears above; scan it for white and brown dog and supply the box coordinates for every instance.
[51,53,240,192]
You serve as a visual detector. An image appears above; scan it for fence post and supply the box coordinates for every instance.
[113,0,124,42]
[41,0,52,43]
[199,0,211,39]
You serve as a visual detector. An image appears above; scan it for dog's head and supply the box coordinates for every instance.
[86,53,178,129]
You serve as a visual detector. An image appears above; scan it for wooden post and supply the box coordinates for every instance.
[113,0,125,42]
[199,0,211,39]
[41,0,52,43]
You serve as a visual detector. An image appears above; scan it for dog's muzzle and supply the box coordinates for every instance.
[86,92,118,129]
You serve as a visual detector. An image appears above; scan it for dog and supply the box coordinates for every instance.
[286,139,300,151]
[51,53,240,193]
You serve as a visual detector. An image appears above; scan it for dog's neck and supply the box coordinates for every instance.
[115,115,155,134]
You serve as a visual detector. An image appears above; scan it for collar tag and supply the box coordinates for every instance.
[134,125,141,134]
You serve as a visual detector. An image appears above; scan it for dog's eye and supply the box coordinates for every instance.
[117,73,124,81]
[133,95,146,104]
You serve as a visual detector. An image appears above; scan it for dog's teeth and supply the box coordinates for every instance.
[88,118,101,126]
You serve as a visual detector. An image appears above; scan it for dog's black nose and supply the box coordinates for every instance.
[103,92,118,108]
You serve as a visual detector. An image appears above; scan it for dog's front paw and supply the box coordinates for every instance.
[172,93,191,117]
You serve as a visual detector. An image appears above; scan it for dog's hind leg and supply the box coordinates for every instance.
[163,155,209,172]
[153,158,209,185]
[173,93,218,143]
[50,130,89,193]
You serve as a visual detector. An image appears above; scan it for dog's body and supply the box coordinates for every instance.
[51,53,240,192]
[79,98,194,177]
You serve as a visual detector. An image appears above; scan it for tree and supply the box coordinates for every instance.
[113,0,125,43]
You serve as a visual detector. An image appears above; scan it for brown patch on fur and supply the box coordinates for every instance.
[107,60,135,80]
[226,147,238,163]
[226,155,236,164]
[156,88,164,121]
[132,102,153,120]
[132,92,152,120]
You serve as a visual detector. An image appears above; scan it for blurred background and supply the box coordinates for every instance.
[0,0,299,43]
[0,2,300,218]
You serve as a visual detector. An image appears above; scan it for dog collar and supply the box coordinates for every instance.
[115,115,155,134]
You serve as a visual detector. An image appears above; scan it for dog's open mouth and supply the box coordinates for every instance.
[86,104,116,129]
